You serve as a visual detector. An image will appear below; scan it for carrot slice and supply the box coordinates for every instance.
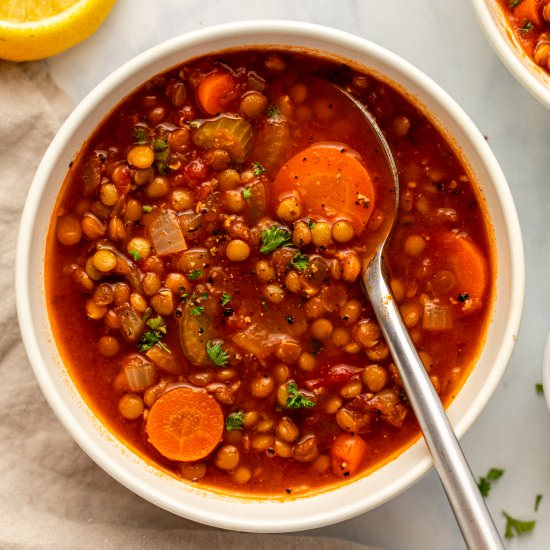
[330,433,368,477]
[145,386,223,461]
[197,72,236,115]
[512,0,543,26]
[272,142,376,236]
[440,232,488,306]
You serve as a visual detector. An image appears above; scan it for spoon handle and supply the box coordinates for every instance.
[364,252,504,550]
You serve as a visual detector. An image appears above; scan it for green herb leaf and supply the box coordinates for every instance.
[477,468,504,498]
[142,205,154,213]
[242,186,252,200]
[536,383,544,395]
[146,315,166,332]
[151,137,170,175]
[152,137,169,151]
[306,217,317,229]
[509,0,524,7]
[535,494,543,512]
[502,511,536,539]
[129,249,142,262]
[206,340,229,367]
[519,19,535,33]
[188,269,203,280]
[252,161,266,176]
[477,478,491,498]
[156,341,171,353]
[133,127,148,144]
[181,292,190,302]
[225,410,244,431]
[286,381,315,409]
[220,292,232,306]
[137,315,167,352]
[260,226,292,254]
[190,306,204,316]
[266,105,280,117]
[289,251,309,272]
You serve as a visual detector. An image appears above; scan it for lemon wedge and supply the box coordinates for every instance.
[0,0,116,62]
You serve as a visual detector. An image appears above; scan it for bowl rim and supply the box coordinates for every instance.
[15,19,525,532]
[470,0,550,110]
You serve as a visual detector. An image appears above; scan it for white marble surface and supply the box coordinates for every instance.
[45,1,550,548]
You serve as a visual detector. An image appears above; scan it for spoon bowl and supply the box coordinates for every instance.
[327,81,504,550]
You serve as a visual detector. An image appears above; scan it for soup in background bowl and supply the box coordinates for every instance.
[16,21,524,532]
[471,0,550,109]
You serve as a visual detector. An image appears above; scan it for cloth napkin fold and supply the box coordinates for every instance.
[0,61,376,550]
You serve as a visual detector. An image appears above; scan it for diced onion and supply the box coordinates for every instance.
[422,302,453,331]
[123,354,156,391]
[116,304,145,342]
[146,344,182,375]
[97,241,143,292]
[148,209,187,256]
[232,323,292,360]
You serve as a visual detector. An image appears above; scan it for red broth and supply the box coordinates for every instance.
[46,48,494,496]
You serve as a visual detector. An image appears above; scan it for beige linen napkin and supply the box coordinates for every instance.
[0,61,377,550]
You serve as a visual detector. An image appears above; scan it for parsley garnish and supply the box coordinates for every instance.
[509,0,524,7]
[519,20,535,33]
[129,250,142,262]
[477,468,504,498]
[502,511,536,539]
[220,292,232,306]
[535,494,543,512]
[289,251,309,272]
[306,217,316,229]
[225,410,244,431]
[266,104,280,117]
[142,205,154,213]
[137,315,167,352]
[188,269,202,280]
[286,381,315,409]
[181,292,190,302]
[190,306,204,316]
[206,340,229,367]
[252,161,266,176]
[242,186,252,200]
[260,226,292,254]
[151,137,170,175]
[133,127,148,144]
[536,383,544,395]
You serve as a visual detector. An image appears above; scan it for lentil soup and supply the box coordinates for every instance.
[46,48,494,496]
[496,0,550,73]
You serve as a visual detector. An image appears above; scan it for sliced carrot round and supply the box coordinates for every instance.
[439,232,488,305]
[197,72,236,115]
[330,433,368,477]
[272,142,376,236]
[145,386,223,462]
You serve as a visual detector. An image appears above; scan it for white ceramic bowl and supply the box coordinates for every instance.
[471,0,550,109]
[16,20,524,532]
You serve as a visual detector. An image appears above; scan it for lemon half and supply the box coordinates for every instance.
[0,0,116,62]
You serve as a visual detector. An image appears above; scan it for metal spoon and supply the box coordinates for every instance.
[325,80,504,549]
